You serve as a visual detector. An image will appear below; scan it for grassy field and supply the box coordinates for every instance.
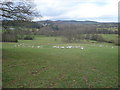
[101,34,118,42]
[2,36,118,88]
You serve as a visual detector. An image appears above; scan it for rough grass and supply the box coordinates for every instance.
[2,36,118,88]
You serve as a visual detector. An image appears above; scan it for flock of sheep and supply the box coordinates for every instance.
[53,46,84,49]
[14,43,115,49]
[14,43,41,48]
[14,43,84,49]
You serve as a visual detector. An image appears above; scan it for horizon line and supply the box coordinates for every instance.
[33,19,118,23]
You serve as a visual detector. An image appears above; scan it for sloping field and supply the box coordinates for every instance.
[2,36,118,88]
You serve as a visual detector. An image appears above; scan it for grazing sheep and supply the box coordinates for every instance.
[66,46,69,48]
[53,46,57,48]
[112,46,114,48]
[52,45,85,49]
[60,46,65,49]
[56,46,60,48]
[99,45,103,47]
[57,46,59,48]
[69,46,72,48]
[73,80,76,82]
[53,46,60,48]
[20,44,23,46]
[37,46,40,48]
[81,47,84,50]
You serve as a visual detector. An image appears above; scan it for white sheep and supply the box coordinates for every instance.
[81,47,84,50]
[53,46,56,48]
[37,46,40,48]
[69,46,72,48]
[112,46,114,48]
[60,46,65,49]
[56,46,60,48]
[66,46,69,48]
[99,45,103,47]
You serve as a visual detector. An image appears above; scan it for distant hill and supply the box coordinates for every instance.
[37,20,118,25]
[2,20,118,29]
[62,20,99,24]
[37,20,100,25]
[37,20,118,29]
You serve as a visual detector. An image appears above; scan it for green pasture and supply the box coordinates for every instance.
[19,36,62,45]
[101,34,118,42]
[2,36,118,88]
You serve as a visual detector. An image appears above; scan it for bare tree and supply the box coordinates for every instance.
[1,0,40,21]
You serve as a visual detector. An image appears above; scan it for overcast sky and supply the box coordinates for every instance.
[33,0,119,22]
